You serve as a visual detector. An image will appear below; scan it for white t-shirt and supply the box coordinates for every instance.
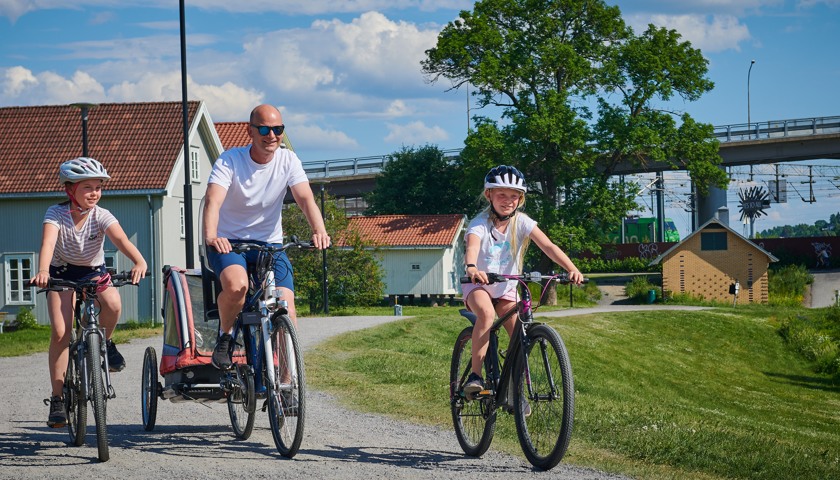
[43,204,118,267]
[465,211,537,298]
[207,146,309,243]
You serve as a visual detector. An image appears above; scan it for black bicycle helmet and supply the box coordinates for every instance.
[484,165,526,193]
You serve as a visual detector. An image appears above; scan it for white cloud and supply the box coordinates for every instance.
[384,120,448,144]
[0,0,472,22]
[626,13,751,52]
[2,66,37,97]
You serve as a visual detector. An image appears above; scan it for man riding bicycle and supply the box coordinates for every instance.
[203,104,330,371]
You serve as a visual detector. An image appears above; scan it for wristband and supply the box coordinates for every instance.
[465,264,476,269]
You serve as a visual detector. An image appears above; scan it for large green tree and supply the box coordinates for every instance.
[283,195,385,313]
[364,145,478,215]
[422,0,728,264]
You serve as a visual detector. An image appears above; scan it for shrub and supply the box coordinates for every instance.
[14,307,38,330]
[778,313,840,376]
[768,264,813,306]
[576,256,659,274]
[624,276,660,303]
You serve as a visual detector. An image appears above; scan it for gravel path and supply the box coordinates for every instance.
[0,314,631,479]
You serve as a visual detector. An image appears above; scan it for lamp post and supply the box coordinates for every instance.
[567,234,575,307]
[70,103,97,157]
[315,181,330,314]
[747,59,755,139]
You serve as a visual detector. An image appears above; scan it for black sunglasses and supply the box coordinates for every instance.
[250,124,285,136]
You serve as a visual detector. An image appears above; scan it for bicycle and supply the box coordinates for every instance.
[31,272,142,463]
[220,238,312,457]
[450,271,580,470]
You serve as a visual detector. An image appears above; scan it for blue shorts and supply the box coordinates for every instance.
[206,241,295,291]
[49,263,107,282]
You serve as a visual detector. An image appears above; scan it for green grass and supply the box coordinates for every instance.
[0,322,162,357]
[307,305,840,479]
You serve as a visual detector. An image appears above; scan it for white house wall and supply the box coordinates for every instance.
[380,246,461,295]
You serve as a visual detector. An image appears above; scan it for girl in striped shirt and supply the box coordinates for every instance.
[30,157,147,428]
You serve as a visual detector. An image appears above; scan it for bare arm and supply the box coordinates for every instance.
[105,223,148,284]
[203,183,231,253]
[529,225,584,284]
[30,223,59,288]
[290,182,330,249]
[463,232,489,284]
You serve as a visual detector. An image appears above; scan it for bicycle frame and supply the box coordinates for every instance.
[70,288,115,401]
[462,273,564,407]
[229,244,298,397]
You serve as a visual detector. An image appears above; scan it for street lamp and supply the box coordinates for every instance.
[747,59,756,138]
[70,102,98,157]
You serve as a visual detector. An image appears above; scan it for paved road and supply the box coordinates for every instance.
[0,314,631,480]
[808,270,840,308]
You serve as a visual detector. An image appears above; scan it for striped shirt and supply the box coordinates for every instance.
[43,203,118,267]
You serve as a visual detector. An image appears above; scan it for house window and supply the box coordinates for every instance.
[104,252,117,272]
[179,202,186,238]
[411,264,421,271]
[189,147,200,183]
[701,232,727,251]
[5,254,34,305]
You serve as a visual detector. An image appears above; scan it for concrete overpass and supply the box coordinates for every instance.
[302,116,840,230]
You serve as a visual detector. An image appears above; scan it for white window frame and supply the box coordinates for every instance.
[4,254,35,305]
[189,146,201,183]
[179,202,186,238]
[104,251,118,272]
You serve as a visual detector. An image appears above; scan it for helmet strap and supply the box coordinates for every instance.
[64,184,91,216]
[490,204,517,221]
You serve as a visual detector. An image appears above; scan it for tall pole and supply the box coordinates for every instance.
[320,182,329,314]
[180,0,195,269]
[568,234,574,308]
[747,60,755,139]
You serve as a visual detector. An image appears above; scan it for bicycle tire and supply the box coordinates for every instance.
[267,313,306,457]
[141,347,159,431]
[450,326,496,457]
[87,334,109,462]
[64,346,86,446]
[514,324,574,470]
[228,364,256,439]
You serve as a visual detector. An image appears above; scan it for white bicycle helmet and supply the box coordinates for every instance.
[484,165,527,193]
[59,157,111,184]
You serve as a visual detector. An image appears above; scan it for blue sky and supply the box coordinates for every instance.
[2,0,839,238]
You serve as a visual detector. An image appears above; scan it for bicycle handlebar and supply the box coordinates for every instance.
[460,272,588,285]
[229,236,322,253]
[27,271,150,292]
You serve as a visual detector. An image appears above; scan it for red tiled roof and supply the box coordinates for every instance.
[0,101,200,194]
[346,214,465,247]
[215,122,251,150]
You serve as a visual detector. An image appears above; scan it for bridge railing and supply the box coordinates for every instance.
[302,117,840,179]
[303,148,462,179]
[713,115,840,142]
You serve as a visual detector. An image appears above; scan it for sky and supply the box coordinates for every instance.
[2,0,839,239]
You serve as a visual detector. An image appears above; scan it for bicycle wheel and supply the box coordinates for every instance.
[86,334,109,462]
[514,324,574,470]
[450,326,496,457]
[267,313,306,457]
[141,347,159,431]
[227,364,256,439]
[64,346,86,446]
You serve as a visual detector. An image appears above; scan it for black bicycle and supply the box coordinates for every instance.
[32,272,142,462]
[223,239,312,457]
[451,272,579,470]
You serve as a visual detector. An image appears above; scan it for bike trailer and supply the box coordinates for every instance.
[159,265,245,402]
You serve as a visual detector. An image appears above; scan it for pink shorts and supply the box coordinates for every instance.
[461,282,518,311]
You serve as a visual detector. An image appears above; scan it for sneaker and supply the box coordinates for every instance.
[463,372,484,399]
[280,391,299,415]
[45,396,67,428]
[212,333,234,370]
[521,395,532,417]
[106,340,126,372]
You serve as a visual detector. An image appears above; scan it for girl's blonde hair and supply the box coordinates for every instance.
[483,188,530,271]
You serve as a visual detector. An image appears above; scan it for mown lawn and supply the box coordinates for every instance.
[307,305,840,479]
